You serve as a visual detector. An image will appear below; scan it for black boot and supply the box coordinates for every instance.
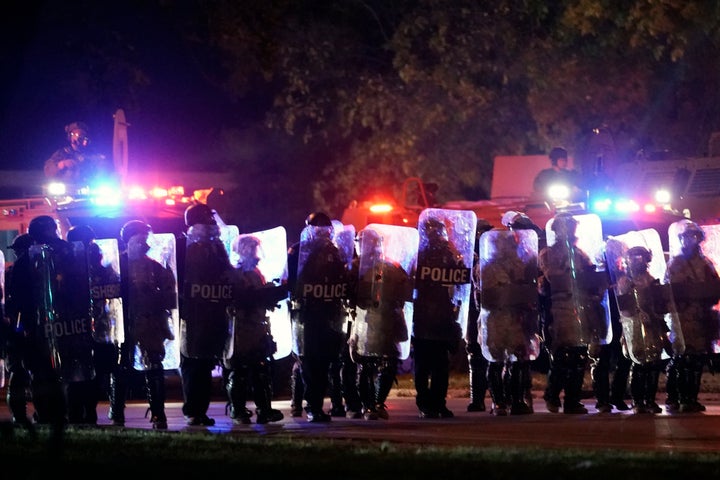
[664,357,679,411]
[290,359,305,417]
[467,352,487,412]
[590,349,611,412]
[510,362,533,415]
[254,362,284,424]
[7,369,32,428]
[488,362,507,416]
[146,368,167,429]
[227,368,251,424]
[563,351,588,414]
[645,367,661,413]
[630,365,647,413]
[108,370,127,426]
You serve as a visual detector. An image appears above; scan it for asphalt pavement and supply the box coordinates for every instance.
[4,391,720,454]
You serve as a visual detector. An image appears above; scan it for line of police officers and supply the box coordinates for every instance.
[3,206,720,432]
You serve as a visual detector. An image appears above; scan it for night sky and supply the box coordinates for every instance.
[0,2,237,173]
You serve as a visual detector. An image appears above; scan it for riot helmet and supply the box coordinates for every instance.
[550,213,578,241]
[358,228,382,258]
[549,147,568,166]
[236,235,261,270]
[65,121,90,149]
[305,211,332,227]
[67,224,96,245]
[120,220,152,244]
[421,217,448,243]
[28,215,60,242]
[9,233,34,252]
[677,220,705,242]
[184,203,217,227]
[625,246,652,275]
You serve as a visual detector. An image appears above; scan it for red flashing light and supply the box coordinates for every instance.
[369,203,393,214]
[643,204,657,214]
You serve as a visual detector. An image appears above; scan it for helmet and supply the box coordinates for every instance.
[67,224,96,245]
[120,220,152,244]
[305,211,332,227]
[677,220,705,242]
[358,228,382,256]
[28,215,60,242]
[65,121,90,147]
[185,203,217,227]
[625,246,652,265]
[550,213,578,239]
[421,217,447,242]
[236,235,261,260]
[9,233,34,252]
[549,147,568,166]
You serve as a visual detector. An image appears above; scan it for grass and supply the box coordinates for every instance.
[2,425,720,479]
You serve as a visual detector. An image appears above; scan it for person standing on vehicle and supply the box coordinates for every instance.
[538,213,604,414]
[289,212,351,422]
[44,121,108,185]
[179,203,234,426]
[109,220,177,429]
[224,235,286,424]
[349,227,414,420]
[412,215,470,419]
[532,147,583,202]
[664,220,720,413]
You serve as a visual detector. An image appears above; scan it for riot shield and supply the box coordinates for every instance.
[543,213,611,349]
[32,241,95,382]
[333,221,357,341]
[291,224,350,357]
[605,229,676,363]
[91,239,123,345]
[478,229,540,363]
[0,250,3,388]
[667,221,720,354]
[413,208,476,342]
[228,226,291,360]
[352,224,418,360]
[181,225,234,361]
[131,232,180,371]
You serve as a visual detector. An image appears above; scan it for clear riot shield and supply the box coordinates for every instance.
[91,239,123,345]
[414,208,476,342]
[605,229,676,363]
[181,227,234,361]
[220,224,240,267]
[544,213,612,349]
[132,232,180,371]
[352,224,418,360]
[229,226,291,360]
[292,224,349,357]
[31,241,95,381]
[333,221,357,341]
[29,244,62,374]
[667,221,720,354]
[0,250,3,388]
[478,229,540,363]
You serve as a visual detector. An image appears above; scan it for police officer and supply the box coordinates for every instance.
[350,227,414,420]
[224,235,286,424]
[44,121,108,185]
[665,220,720,413]
[3,233,36,428]
[110,220,176,429]
[615,246,669,414]
[180,203,232,426]
[412,216,468,419]
[21,215,73,433]
[538,213,601,414]
[466,220,493,412]
[289,211,351,422]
